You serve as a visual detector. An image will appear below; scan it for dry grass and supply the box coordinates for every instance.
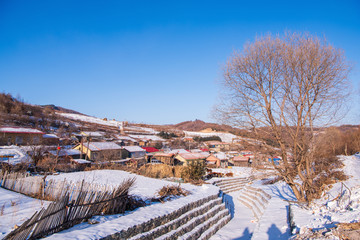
[1,203,4,216]
[138,164,184,179]
[155,184,190,202]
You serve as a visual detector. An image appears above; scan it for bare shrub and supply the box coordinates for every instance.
[155,184,190,202]
[37,156,58,173]
[1,203,4,216]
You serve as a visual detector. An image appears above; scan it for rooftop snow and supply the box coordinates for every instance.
[123,146,146,152]
[0,127,44,134]
[79,142,122,151]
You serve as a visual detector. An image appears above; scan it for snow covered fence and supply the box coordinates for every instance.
[0,171,116,201]
[4,178,136,240]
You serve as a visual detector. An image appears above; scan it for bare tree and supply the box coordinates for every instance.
[215,32,351,203]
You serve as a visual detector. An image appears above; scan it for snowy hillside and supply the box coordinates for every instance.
[184,131,240,142]
[57,113,122,127]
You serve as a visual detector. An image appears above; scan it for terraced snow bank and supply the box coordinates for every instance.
[44,170,219,240]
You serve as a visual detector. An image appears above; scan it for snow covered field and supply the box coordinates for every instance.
[0,188,50,239]
[1,156,359,239]
[46,169,202,199]
[291,155,360,235]
[57,113,122,127]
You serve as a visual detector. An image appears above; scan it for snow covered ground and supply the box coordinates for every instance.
[0,188,50,239]
[57,113,122,127]
[44,170,219,239]
[1,155,359,239]
[184,131,240,143]
[291,155,360,235]
[46,169,202,199]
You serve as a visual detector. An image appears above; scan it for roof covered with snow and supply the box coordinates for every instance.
[177,152,208,160]
[123,146,146,153]
[168,149,189,154]
[79,142,122,151]
[129,135,165,142]
[0,127,44,134]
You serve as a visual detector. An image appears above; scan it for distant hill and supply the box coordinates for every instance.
[170,119,253,137]
[41,104,83,115]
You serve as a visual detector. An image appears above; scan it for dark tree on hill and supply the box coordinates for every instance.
[215,32,351,203]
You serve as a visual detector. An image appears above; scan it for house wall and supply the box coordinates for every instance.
[0,132,43,145]
[129,151,145,159]
[74,145,123,161]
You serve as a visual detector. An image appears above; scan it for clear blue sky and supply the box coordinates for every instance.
[0,0,359,125]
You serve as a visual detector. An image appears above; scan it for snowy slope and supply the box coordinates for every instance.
[44,170,219,240]
[57,113,122,127]
[0,188,50,239]
[184,131,240,143]
[291,155,360,234]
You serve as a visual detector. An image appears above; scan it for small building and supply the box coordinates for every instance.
[174,152,207,166]
[205,141,230,152]
[122,146,146,159]
[79,131,105,142]
[152,152,175,165]
[74,142,123,161]
[42,134,60,145]
[48,148,82,161]
[129,135,165,147]
[206,153,228,168]
[0,127,44,145]
[114,135,137,146]
[232,155,250,167]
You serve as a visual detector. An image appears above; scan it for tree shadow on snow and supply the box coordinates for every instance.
[267,184,297,201]
[233,227,252,240]
[267,224,289,240]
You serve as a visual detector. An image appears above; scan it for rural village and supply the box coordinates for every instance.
[1,1,360,239]
[0,95,360,240]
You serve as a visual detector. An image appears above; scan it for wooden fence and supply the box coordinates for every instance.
[0,171,136,239]
[0,171,115,201]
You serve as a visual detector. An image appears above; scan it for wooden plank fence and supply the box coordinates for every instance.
[0,171,115,201]
[0,171,136,239]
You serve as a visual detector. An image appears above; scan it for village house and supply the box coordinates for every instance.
[206,152,228,168]
[47,148,82,162]
[231,155,250,166]
[152,152,175,165]
[114,135,137,146]
[42,134,60,145]
[205,141,231,152]
[0,127,44,145]
[174,152,208,166]
[74,142,123,161]
[129,134,165,147]
[122,146,146,159]
[78,131,106,142]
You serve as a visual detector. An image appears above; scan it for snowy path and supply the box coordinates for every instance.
[210,191,257,240]
[251,195,290,240]
[210,181,292,240]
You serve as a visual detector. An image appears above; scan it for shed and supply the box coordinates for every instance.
[123,146,146,159]
[74,142,123,161]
